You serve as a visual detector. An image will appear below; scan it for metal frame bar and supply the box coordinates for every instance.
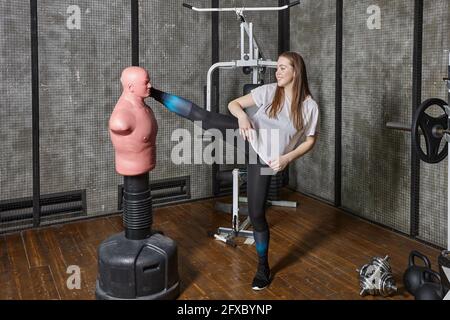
[278,0,290,55]
[446,52,450,250]
[211,0,220,196]
[30,0,41,228]
[183,4,296,13]
[335,0,343,207]
[411,0,423,239]
[131,0,139,66]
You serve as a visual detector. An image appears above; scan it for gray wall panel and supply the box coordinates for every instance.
[289,0,336,202]
[342,0,413,233]
[38,0,131,215]
[0,1,32,203]
[140,0,213,200]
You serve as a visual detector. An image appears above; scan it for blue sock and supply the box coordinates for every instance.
[151,88,192,118]
[253,229,270,267]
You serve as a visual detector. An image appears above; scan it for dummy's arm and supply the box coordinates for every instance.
[109,110,135,135]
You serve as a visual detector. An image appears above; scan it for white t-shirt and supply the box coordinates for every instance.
[248,83,319,165]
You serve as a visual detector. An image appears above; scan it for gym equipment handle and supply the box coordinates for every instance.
[182,2,300,12]
[386,122,412,132]
[385,122,429,135]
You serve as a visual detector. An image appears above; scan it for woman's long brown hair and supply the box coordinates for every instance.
[265,52,312,131]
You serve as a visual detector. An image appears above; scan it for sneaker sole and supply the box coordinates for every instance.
[252,285,268,291]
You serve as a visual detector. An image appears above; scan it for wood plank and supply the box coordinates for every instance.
[0,235,21,299]
[28,265,60,300]
[22,229,50,268]
[4,233,40,299]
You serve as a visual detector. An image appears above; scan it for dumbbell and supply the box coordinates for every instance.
[357,255,397,297]
[359,270,397,297]
[371,256,393,274]
[358,256,392,278]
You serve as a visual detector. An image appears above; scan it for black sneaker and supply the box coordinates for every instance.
[252,268,271,291]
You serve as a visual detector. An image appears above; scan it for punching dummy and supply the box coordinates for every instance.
[95,67,179,300]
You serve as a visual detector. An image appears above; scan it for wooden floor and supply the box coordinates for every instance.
[0,190,441,300]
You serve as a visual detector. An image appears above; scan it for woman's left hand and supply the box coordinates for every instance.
[268,155,290,172]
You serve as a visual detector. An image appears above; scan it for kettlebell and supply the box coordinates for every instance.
[403,250,432,295]
[414,269,444,300]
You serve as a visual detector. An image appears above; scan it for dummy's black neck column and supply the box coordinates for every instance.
[123,174,153,240]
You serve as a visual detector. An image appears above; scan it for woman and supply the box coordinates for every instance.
[150,51,319,290]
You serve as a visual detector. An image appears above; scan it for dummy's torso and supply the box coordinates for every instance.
[109,96,158,176]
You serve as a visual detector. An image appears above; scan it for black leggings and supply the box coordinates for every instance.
[150,88,239,135]
[151,88,271,232]
[246,159,272,232]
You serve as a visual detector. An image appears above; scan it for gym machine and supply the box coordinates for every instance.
[183,2,300,247]
[387,51,450,300]
[386,51,450,251]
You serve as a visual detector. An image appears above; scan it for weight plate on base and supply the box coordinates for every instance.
[412,98,449,164]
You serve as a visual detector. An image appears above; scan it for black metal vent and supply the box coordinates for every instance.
[118,176,191,210]
[0,190,87,231]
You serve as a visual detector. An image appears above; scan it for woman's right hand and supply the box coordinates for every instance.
[238,115,254,141]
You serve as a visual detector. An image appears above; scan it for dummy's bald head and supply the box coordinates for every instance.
[120,66,152,98]
[120,66,148,89]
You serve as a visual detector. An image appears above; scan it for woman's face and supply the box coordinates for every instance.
[276,56,295,88]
